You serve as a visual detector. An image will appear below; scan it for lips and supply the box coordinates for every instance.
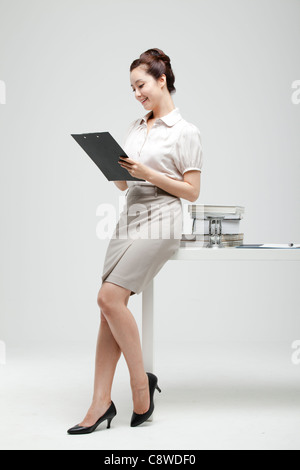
[141,98,148,104]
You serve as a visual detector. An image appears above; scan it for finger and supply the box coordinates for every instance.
[119,162,131,173]
[119,160,129,167]
[120,157,134,165]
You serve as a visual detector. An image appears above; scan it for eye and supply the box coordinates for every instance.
[132,85,144,92]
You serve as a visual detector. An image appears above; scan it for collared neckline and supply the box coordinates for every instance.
[140,107,182,127]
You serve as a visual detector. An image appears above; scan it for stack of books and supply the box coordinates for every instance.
[181,205,245,248]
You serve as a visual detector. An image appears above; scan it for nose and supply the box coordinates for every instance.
[135,89,142,99]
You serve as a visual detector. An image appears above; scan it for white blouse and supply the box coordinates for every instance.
[122,107,203,188]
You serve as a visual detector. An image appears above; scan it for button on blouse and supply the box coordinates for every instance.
[122,107,203,188]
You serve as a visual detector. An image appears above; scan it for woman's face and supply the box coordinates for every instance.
[130,65,165,110]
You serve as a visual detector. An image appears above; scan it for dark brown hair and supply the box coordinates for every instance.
[130,48,176,95]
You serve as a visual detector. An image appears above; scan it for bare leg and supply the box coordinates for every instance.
[78,312,122,427]
[78,281,149,427]
[98,282,150,415]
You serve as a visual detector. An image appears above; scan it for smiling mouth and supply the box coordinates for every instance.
[141,98,148,104]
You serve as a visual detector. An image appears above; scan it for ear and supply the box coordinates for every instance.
[159,74,167,89]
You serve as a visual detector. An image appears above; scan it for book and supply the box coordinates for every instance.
[188,205,245,219]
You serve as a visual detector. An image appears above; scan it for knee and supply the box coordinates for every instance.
[100,311,108,323]
[97,289,109,314]
[97,286,117,317]
[97,282,130,317]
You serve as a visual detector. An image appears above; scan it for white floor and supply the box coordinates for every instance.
[0,340,299,450]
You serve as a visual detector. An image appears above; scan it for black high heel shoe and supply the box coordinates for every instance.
[67,401,117,435]
[130,372,161,427]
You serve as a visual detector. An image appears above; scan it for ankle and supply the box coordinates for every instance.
[130,373,148,391]
[92,394,112,408]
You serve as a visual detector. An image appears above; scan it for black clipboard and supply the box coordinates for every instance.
[71,131,145,181]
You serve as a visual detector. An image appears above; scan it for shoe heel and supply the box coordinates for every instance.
[156,384,161,393]
[107,417,113,429]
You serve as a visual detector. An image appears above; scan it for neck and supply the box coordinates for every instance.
[150,95,175,120]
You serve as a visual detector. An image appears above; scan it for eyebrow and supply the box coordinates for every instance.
[130,79,144,88]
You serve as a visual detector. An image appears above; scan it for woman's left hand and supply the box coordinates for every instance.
[118,157,152,180]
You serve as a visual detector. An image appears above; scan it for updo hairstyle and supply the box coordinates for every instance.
[130,48,176,94]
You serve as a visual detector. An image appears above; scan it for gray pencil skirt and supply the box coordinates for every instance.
[101,184,183,296]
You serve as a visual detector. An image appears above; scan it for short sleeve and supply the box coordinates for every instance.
[174,124,203,175]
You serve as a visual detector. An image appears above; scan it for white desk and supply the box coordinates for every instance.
[141,247,300,371]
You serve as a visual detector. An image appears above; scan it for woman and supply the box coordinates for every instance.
[67,48,203,434]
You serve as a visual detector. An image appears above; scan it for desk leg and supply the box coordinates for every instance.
[142,279,154,373]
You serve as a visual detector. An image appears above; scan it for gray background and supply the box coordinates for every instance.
[0,0,299,345]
